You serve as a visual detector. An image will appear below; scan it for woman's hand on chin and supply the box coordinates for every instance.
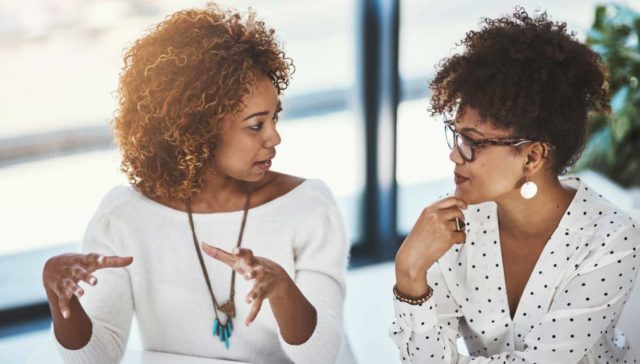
[395,196,467,296]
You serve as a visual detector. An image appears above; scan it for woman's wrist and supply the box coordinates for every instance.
[394,253,437,297]
[395,253,435,278]
[395,269,430,297]
[393,284,433,305]
[269,265,294,300]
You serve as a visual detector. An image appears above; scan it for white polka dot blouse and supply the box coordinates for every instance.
[390,177,639,363]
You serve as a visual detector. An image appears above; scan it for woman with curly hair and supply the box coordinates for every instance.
[391,7,639,363]
[42,4,353,363]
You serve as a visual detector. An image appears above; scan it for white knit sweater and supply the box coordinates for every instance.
[53,179,350,364]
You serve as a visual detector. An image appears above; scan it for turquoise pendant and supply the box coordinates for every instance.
[213,318,233,349]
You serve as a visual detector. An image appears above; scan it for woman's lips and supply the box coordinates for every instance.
[254,159,272,170]
[454,172,469,185]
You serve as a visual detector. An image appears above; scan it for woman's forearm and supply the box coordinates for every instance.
[395,268,430,297]
[268,273,317,345]
[46,288,93,350]
[395,252,435,297]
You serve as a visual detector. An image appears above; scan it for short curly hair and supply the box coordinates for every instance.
[112,3,293,201]
[429,7,609,175]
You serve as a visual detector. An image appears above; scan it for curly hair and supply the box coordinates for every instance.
[429,7,609,175]
[112,3,293,201]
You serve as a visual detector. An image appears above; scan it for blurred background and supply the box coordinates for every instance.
[1,0,639,363]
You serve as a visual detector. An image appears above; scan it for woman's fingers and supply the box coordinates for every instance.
[229,248,259,279]
[250,265,265,279]
[434,196,468,210]
[234,248,255,261]
[85,253,102,264]
[84,253,103,270]
[445,216,467,232]
[43,252,132,321]
[98,256,133,269]
[201,244,261,281]
[48,281,65,301]
[60,278,82,300]
[245,282,267,303]
[84,254,133,272]
[201,242,237,267]
[57,295,71,319]
[71,266,98,286]
[451,231,467,244]
[440,207,465,223]
[233,258,256,279]
[234,248,257,275]
[245,296,264,326]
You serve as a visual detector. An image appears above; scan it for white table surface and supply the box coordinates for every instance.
[121,350,249,364]
[30,338,249,364]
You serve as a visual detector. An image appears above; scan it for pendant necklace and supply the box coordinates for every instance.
[186,188,252,349]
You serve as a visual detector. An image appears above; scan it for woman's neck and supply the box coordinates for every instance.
[495,176,576,239]
[188,172,252,213]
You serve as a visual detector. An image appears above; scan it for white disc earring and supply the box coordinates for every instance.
[520,177,538,199]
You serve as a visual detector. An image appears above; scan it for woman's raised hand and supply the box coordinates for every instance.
[395,196,467,296]
[201,243,289,326]
[43,253,133,319]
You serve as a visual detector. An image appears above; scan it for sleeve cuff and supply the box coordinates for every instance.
[393,295,439,334]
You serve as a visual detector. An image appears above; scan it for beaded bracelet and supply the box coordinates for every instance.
[393,284,434,305]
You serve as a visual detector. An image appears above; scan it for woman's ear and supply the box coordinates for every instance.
[522,142,548,175]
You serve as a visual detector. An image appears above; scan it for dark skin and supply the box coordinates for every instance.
[44,75,318,350]
[44,173,315,350]
[395,106,576,320]
[498,180,575,318]
[499,233,548,318]
[163,171,317,344]
[43,254,133,349]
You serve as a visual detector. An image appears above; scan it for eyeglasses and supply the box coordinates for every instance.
[444,119,543,162]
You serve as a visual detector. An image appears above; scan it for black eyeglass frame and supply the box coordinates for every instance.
[444,119,551,162]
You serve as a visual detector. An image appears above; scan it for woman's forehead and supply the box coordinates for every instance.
[454,107,514,137]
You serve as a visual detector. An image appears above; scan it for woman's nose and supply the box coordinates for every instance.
[264,122,281,148]
[449,145,464,165]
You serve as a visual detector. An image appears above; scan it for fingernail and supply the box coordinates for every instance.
[89,278,97,285]
[245,273,252,280]
[62,310,69,319]
[232,247,240,254]
[97,256,105,264]
[245,320,251,326]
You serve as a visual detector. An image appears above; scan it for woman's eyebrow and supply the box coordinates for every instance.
[242,111,269,121]
[243,101,282,121]
[460,127,485,137]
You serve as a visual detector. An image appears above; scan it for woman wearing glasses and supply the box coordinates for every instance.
[391,7,639,363]
[42,4,353,364]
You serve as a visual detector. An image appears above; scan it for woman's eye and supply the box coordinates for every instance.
[249,122,264,131]
[459,133,476,146]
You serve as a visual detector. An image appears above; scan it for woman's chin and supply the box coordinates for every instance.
[246,169,270,182]
[454,185,468,200]
[454,187,485,206]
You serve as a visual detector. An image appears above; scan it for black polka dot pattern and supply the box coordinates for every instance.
[390,177,640,363]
